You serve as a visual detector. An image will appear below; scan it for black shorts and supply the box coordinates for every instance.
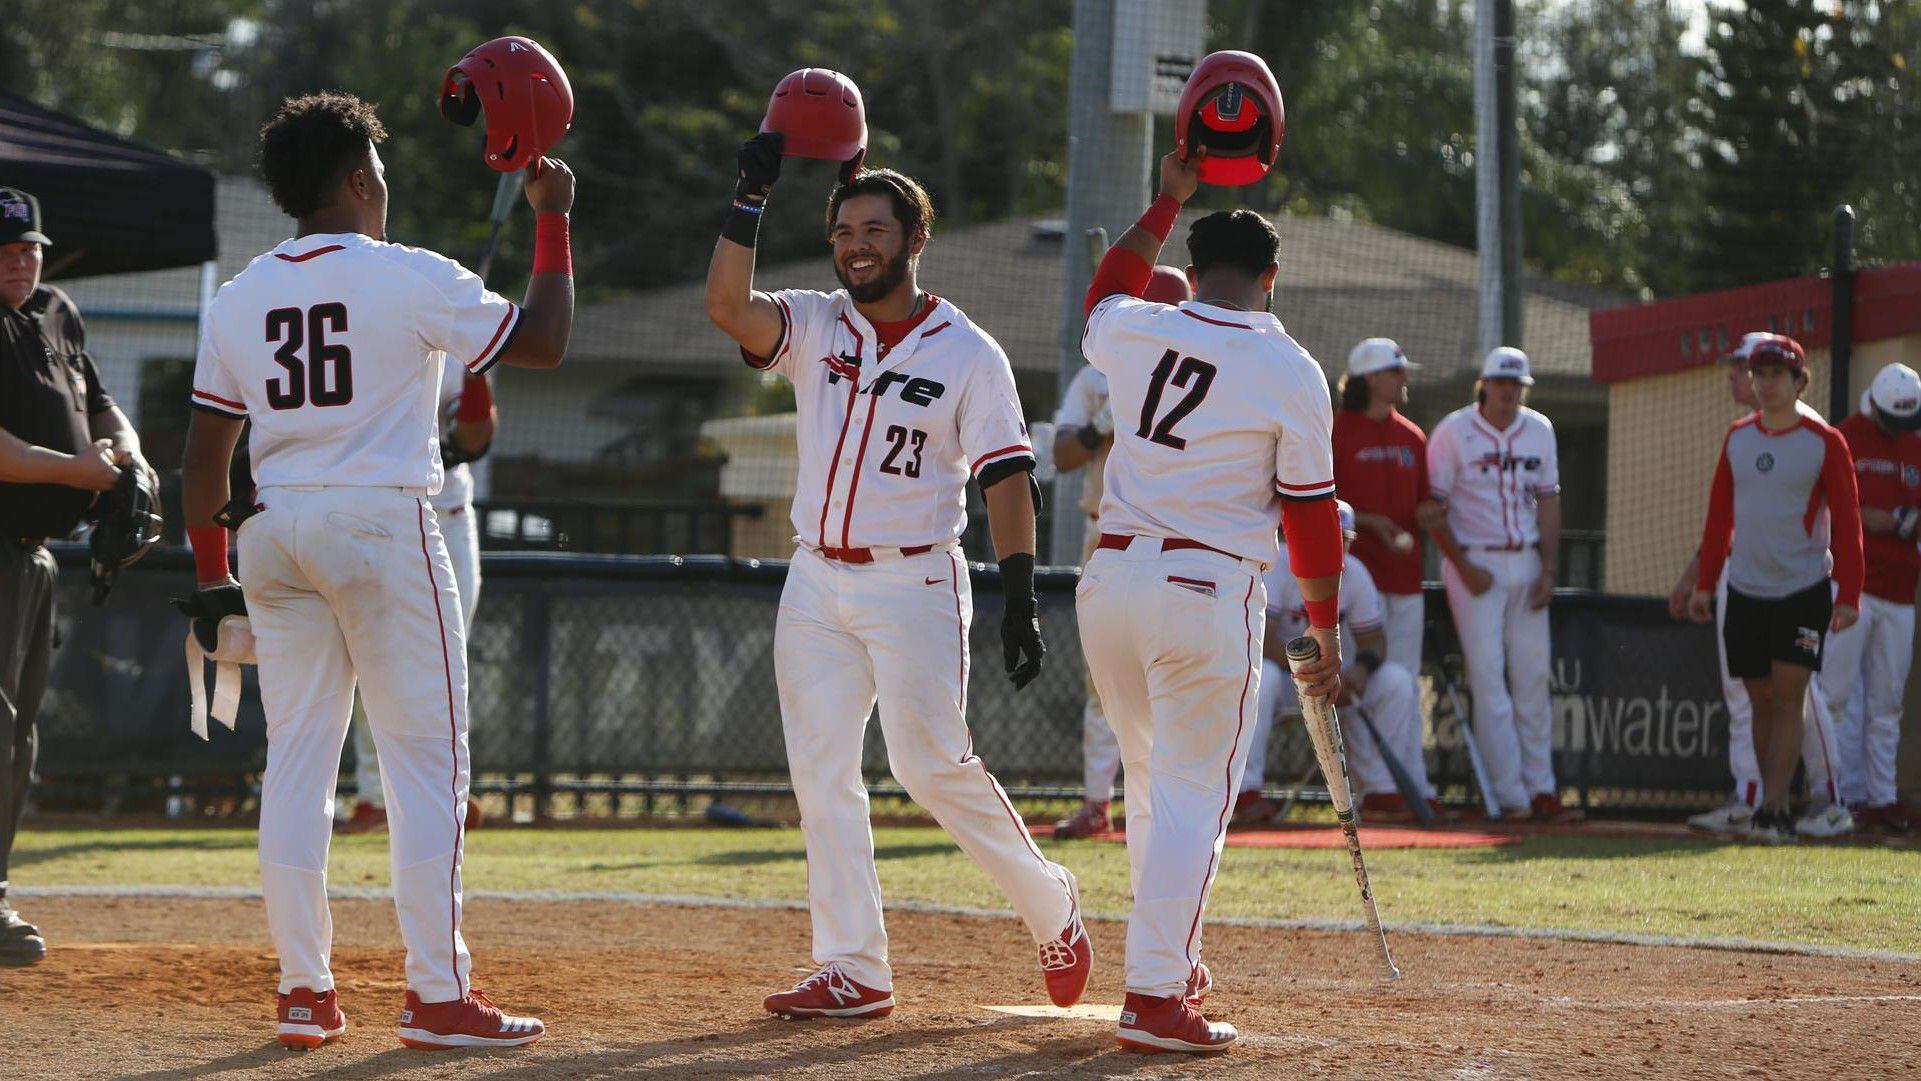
[1722,580,1832,678]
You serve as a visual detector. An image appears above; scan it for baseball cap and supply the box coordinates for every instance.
[0,188,51,247]
[1727,332,1806,372]
[1347,337,1416,377]
[1480,346,1534,386]
[1867,363,1921,430]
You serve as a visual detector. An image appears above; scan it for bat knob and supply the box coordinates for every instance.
[1284,636,1320,664]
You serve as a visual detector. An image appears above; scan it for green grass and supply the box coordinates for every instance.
[14,825,1921,953]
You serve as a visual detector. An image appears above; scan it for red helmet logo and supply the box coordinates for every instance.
[1175,51,1285,187]
[439,36,574,173]
[761,68,868,175]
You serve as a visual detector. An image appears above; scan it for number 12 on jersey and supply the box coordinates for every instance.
[1136,349,1216,450]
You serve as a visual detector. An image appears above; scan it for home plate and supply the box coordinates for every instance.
[980,1003,1123,1022]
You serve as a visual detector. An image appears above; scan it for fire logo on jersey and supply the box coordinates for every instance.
[1472,451,1543,474]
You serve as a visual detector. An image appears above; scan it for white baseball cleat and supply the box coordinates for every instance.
[1687,800,1752,835]
[1794,801,1854,840]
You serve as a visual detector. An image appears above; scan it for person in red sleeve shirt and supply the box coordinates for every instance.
[1818,364,1921,833]
[1333,337,1427,674]
[1687,334,1863,844]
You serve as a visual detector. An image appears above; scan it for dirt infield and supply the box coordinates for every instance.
[2,895,1917,1079]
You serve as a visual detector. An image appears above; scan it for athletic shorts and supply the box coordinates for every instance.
[1722,580,1832,678]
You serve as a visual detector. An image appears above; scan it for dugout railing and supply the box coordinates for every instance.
[33,546,1733,818]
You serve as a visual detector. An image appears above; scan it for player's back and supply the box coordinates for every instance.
[1082,295,1334,569]
[192,233,519,492]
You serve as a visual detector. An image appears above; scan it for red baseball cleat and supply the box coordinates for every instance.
[1229,790,1281,828]
[464,798,485,830]
[763,964,895,1019]
[1038,872,1092,1007]
[1116,991,1237,1053]
[1184,961,1213,1007]
[337,803,387,835]
[1530,792,1584,824]
[277,987,347,1050]
[397,988,543,1049]
[1359,792,1414,823]
[1052,801,1111,839]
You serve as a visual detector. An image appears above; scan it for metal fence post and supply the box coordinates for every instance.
[528,586,554,820]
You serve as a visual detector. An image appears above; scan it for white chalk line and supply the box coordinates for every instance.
[15,882,1920,965]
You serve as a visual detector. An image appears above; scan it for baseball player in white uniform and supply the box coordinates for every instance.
[1077,153,1344,1053]
[1246,502,1435,821]
[343,358,494,834]
[1669,339,1847,838]
[178,93,566,1050]
[1422,348,1575,822]
[1050,265,1190,840]
[706,138,1089,1019]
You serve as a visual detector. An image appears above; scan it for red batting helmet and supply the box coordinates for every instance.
[439,36,574,173]
[761,69,867,176]
[1175,51,1285,187]
[1144,265,1191,305]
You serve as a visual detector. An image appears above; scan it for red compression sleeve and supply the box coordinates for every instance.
[1083,194,1180,313]
[532,211,571,275]
[1282,498,1344,628]
[188,525,230,584]
[454,373,494,423]
[1822,427,1865,608]
[1695,434,1735,593]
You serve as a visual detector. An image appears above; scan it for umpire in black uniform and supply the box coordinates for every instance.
[0,187,155,965]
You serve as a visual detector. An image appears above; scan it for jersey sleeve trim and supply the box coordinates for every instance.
[972,444,1035,477]
[742,294,794,371]
[1276,477,1337,501]
[190,388,247,418]
[466,304,521,376]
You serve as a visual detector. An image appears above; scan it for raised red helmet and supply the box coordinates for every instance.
[1144,265,1191,305]
[1175,51,1285,187]
[439,36,574,173]
[761,68,867,176]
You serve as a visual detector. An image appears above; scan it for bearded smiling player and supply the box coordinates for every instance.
[704,70,1090,1021]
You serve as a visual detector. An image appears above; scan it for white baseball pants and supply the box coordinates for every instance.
[1076,540,1263,997]
[1379,591,1425,675]
[775,545,1074,992]
[1818,594,1914,807]
[239,486,473,1001]
[1443,548,1553,813]
[1077,527,1123,804]
[1714,571,1840,806]
[352,502,480,809]
[1246,658,1427,800]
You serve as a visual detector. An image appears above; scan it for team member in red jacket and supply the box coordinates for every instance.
[1688,334,1863,844]
[1819,364,1921,832]
[1333,338,1428,676]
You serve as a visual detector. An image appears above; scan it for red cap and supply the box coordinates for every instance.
[1728,331,1807,371]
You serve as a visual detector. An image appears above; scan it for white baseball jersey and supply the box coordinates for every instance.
[1053,365,1111,516]
[750,290,1031,550]
[1263,546,1385,656]
[191,232,519,493]
[1082,296,1335,569]
[431,354,475,511]
[1427,405,1561,548]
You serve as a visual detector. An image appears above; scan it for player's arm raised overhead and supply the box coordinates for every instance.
[704,133,788,360]
[491,158,576,369]
[1083,150,1201,314]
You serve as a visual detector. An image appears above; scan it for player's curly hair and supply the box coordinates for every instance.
[258,92,388,219]
[1187,210,1280,279]
[826,169,936,242]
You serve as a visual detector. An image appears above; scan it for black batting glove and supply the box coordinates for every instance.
[172,583,248,653]
[999,553,1045,691]
[735,131,784,208]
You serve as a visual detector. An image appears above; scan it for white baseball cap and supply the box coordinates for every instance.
[1867,363,1921,429]
[1335,498,1356,538]
[1480,346,1534,386]
[1347,338,1416,377]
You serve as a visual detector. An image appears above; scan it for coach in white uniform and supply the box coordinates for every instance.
[344,359,494,834]
[1050,266,1191,840]
[705,137,1088,1020]
[1423,348,1574,822]
[1077,152,1344,1053]
[178,93,561,1048]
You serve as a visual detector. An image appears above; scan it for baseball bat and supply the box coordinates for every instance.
[1442,666,1502,821]
[1352,703,1436,824]
[474,170,524,282]
[1286,636,1399,982]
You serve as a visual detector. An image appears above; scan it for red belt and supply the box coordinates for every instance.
[816,543,935,564]
[1097,533,1240,561]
